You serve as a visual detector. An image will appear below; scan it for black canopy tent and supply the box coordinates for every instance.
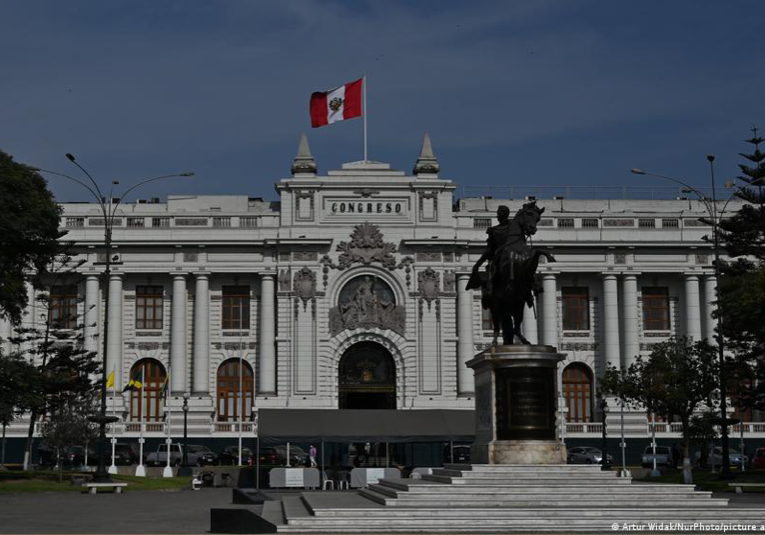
[258,409,475,444]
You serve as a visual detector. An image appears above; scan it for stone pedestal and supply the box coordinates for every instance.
[466,344,566,465]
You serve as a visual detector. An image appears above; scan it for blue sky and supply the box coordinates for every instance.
[1,1,763,202]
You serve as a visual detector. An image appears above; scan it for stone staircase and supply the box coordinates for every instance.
[251,464,765,533]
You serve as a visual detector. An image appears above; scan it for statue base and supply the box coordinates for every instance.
[466,344,567,465]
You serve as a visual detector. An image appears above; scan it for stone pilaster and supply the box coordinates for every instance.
[84,274,100,356]
[193,273,210,394]
[622,274,639,368]
[684,274,702,341]
[259,273,276,395]
[106,273,123,390]
[703,274,718,342]
[602,274,621,370]
[456,273,475,396]
[541,274,558,348]
[171,274,188,392]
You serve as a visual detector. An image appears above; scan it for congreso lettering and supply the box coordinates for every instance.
[330,201,403,214]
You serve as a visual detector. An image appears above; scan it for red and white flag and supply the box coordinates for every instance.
[310,78,363,128]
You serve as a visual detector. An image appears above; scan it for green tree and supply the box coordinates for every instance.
[602,337,718,484]
[716,126,765,412]
[40,396,99,481]
[0,149,65,325]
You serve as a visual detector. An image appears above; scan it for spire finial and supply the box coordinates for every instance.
[413,132,440,177]
[291,132,317,176]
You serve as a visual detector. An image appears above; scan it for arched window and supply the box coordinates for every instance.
[129,359,166,422]
[562,363,593,423]
[339,341,396,410]
[216,359,254,421]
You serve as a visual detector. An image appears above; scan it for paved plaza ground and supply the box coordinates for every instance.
[0,486,764,534]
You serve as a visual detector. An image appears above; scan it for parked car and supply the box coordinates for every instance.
[568,447,612,465]
[114,443,139,465]
[67,445,97,467]
[754,448,765,470]
[642,446,673,468]
[187,445,218,466]
[219,446,254,465]
[709,447,748,469]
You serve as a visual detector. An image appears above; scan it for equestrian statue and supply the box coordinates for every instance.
[467,202,555,345]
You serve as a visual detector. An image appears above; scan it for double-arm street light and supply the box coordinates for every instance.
[34,155,193,483]
[632,156,738,478]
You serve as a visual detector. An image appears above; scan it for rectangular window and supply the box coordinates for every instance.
[152,217,170,228]
[582,218,599,228]
[661,218,679,228]
[127,217,145,228]
[562,287,589,331]
[65,217,84,228]
[240,217,258,228]
[642,287,670,331]
[481,306,493,331]
[638,218,656,228]
[474,218,491,229]
[213,217,231,228]
[136,286,163,330]
[222,286,250,330]
[558,218,575,228]
[50,285,78,329]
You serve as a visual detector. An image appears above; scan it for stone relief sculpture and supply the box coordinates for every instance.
[417,267,440,302]
[293,267,316,302]
[329,275,405,336]
[335,222,398,269]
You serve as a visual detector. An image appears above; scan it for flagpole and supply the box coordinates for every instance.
[238,326,243,466]
[108,367,117,474]
[363,74,368,162]
[135,363,146,477]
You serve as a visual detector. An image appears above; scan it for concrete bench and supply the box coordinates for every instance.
[729,483,765,493]
[82,482,128,494]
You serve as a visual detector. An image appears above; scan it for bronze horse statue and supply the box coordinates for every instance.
[467,202,555,345]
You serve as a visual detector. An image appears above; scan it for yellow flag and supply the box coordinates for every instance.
[106,370,115,389]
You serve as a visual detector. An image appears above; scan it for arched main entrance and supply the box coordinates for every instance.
[562,363,594,422]
[216,359,255,421]
[129,359,166,421]
[339,342,396,410]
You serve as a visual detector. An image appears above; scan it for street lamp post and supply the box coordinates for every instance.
[619,397,631,478]
[35,157,193,483]
[178,392,192,477]
[600,397,610,471]
[632,158,737,478]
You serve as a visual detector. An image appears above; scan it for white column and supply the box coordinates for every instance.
[602,274,621,370]
[541,274,558,347]
[622,274,640,369]
[684,274,702,341]
[0,315,11,355]
[20,281,36,355]
[84,274,100,355]
[703,275,718,342]
[259,273,276,395]
[106,273,123,390]
[522,301,538,344]
[171,274,188,392]
[193,273,210,394]
[456,274,475,395]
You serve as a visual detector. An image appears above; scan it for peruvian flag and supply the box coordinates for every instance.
[310,78,363,128]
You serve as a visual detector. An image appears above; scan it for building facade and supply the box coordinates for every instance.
[2,135,762,448]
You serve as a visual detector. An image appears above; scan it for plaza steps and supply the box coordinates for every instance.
[242,464,765,533]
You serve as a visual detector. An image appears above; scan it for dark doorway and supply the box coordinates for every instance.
[339,342,396,410]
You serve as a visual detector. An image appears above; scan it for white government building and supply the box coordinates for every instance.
[3,134,762,455]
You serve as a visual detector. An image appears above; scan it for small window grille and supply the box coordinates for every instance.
[152,217,170,228]
[474,218,491,229]
[558,218,575,228]
[213,217,232,228]
[661,218,679,228]
[638,218,656,228]
[89,218,122,227]
[65,217,85,228]
[240,217,258,228]
[127,217,145,228]
[582,218,599,228]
